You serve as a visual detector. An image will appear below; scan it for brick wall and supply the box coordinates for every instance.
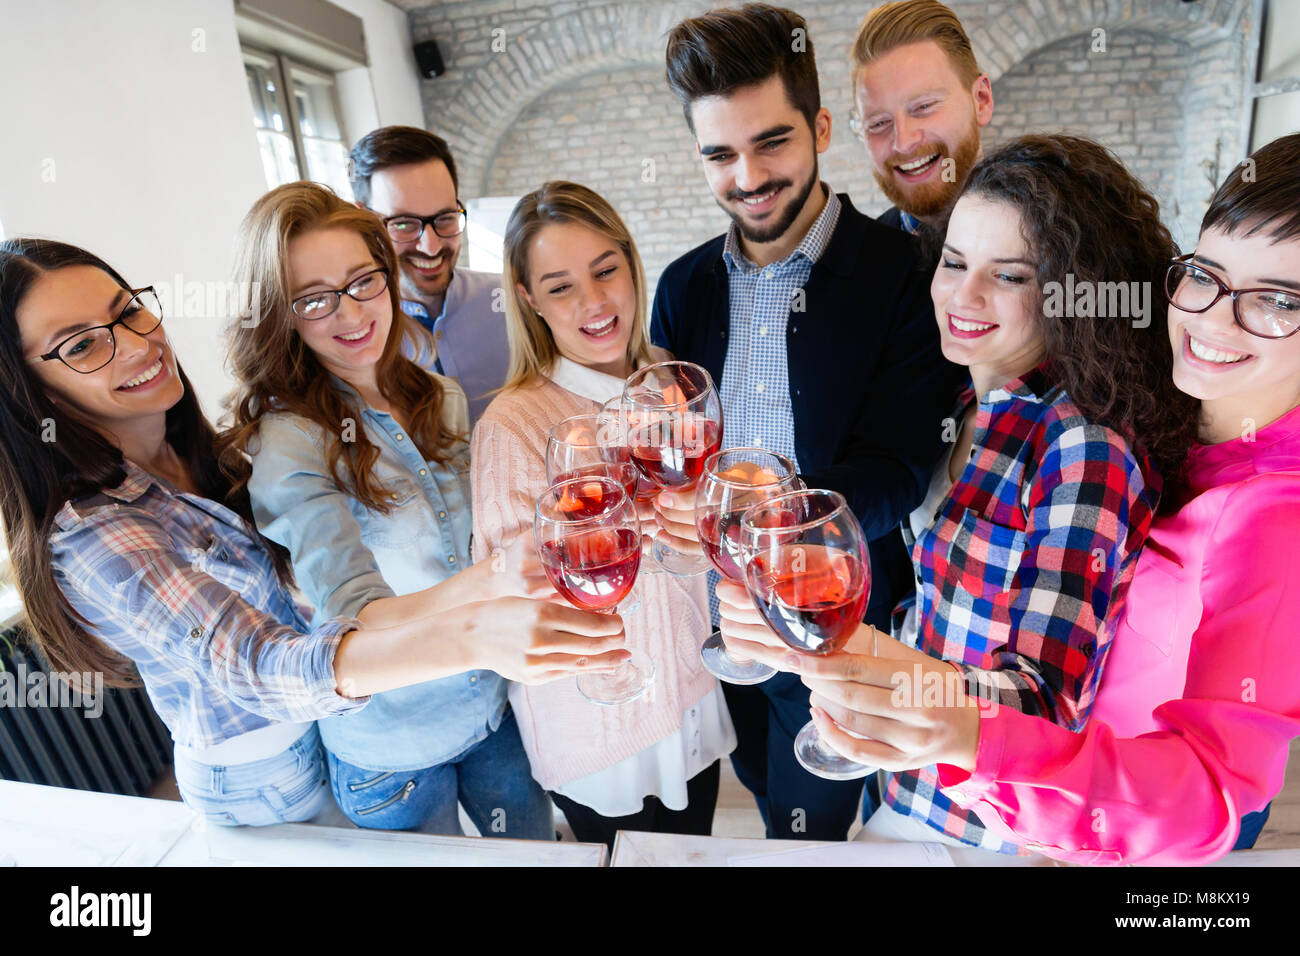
[395,0,1256,289]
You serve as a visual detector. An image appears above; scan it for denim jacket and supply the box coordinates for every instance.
[248,375,507,771]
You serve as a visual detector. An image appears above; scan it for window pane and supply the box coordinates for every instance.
[1251,89,1300,151]
[1259,1,1300,84]
[256,130,302,189]
[244,52,302,190]
[288,65,353,201]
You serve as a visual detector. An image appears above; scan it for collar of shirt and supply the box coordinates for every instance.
[1187,395,1300,490]
[977,360,1057,407]
[548,355,630,404]
[721,184,842,276]
[399,268,465,325]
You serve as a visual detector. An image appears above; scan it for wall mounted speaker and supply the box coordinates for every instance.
[415,40,445,79]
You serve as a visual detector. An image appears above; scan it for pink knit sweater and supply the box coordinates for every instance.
[470,372,718,790]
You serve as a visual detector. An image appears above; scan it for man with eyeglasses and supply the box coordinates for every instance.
[348,126,507,425]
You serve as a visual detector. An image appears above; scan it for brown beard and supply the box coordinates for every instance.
[874,118,981,220]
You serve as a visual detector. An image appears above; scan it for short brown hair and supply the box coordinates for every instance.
[348,125,459,207]
[665,3,820,134]
[851,0,980,87]
[1202,132,1300,244]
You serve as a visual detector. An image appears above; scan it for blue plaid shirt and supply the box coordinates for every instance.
[48,461,367,750]
[718,186,842,467]
[708,187,842,622]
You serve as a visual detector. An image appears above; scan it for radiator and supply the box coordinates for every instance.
[0,623,172,796]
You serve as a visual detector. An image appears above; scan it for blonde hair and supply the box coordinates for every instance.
[501,181,653,390]
[851,0,980,87]
[218,182,458,514]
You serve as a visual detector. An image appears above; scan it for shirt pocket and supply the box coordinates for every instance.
[1120,544,1196,658]
[945,508,1028,602]
[187,535,261,599]
[359,477,431,549]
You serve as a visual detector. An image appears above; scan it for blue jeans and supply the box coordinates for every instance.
[325,709,553,838]
[1233,805,1270,850]
[173,725,331,827]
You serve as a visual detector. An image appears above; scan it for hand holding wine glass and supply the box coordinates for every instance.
[695,448,800,684]
[534,475,654,705]
[622,361,723,576]
[739,488,876,780]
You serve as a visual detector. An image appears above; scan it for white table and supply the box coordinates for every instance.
[0,780,607,867]
[611,830,1053,866]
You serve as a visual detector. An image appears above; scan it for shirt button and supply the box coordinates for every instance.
[756,383,765,394]
[916,573,923,584]
[690,709,696,718]
[419,468,428,476]
[438,510,447,519]
[448,555,457,564]
[691,748,698,757]
[435,331,444,341]
[752,437,763,446]
[759,326,768,337]
[396,434,405,441]
[189,627,202,640]
[470,675,477,683]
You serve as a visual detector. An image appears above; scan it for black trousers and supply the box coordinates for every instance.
[723,672,864,841]
[550,759,721,851]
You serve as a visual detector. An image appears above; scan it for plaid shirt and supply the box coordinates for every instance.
[884,362,1158,851]
[718,185,842,469]
[48,460,367,750]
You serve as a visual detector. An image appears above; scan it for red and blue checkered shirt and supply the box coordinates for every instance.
[884,363,1159,852]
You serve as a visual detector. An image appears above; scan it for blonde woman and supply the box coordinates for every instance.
[471,181,735,848]
[219,182,628,835]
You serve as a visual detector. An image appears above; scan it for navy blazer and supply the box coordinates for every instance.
[650,193,964,627]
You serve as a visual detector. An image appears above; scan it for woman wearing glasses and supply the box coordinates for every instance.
[0,237,623,828]
[219,182,627,835]
[757,133,1300,865]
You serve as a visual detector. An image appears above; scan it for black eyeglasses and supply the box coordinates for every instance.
[30,287,163,374]
[380,203,468,244]
[1166,254,1300,340]
[291,268,390,320]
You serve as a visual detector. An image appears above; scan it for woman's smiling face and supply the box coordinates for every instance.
[931,193,1046,393]
[518,221,637,378]
[1167,226,1300,423]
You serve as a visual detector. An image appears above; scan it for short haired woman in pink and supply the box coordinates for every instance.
[749,132,1300,865]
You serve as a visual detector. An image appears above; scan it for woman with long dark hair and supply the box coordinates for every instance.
[0,238,625,826]
[768,133,1300,865]
[717,134,1198,852]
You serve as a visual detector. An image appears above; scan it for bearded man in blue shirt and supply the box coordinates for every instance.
[349,126,507,426]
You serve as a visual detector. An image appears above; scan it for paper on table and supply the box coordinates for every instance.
[727,841,954,867]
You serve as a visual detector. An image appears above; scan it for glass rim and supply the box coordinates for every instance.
[738,487,850,537]
[534,474,633,526]
[547,412,607,447]
[702,448,796,489]
[622,359,715,409]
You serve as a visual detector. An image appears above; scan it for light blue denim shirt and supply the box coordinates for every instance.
[247,374,507,772]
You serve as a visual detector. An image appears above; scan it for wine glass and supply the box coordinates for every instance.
[739,488,874,780]
[695,448,800,685]
[534,475,653,705]
[547,413,646,609]
[596,397,664,578]
[622,361,723,576]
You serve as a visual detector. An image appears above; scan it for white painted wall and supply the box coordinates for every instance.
[330,0,426,133]
[0,0,425,416]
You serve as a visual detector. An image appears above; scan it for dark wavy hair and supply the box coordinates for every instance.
[0,238,292,687]
[942,134,1200,500]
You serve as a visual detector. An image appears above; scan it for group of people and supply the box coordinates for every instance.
[1,0,1296,865]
